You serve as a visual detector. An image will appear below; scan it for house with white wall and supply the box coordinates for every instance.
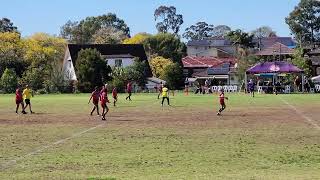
[62,44,148,81]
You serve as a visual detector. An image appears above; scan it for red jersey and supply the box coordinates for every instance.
[100,92,108,103]
[112,88,117,97]
[127,83,132,93]
[219,92,225,104]
[100,87,107,95]
[91,90,100,101]
[16,89,22,101]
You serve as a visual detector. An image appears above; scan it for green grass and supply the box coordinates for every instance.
[0,93,320,179]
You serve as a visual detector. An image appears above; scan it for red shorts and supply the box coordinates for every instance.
[220,100,225,106]
[16,99,23,105]
[113,96,117,100]
[92,99,99,105]
[101,101,107,108]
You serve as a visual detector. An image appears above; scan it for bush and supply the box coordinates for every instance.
[162,63,184,90]
[36,88,47,94]
[0,68,18,93]
[20,68,45,90]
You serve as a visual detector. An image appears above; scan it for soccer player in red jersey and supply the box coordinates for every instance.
[88,86,100,116]
[100,88,110,120]
[217,89,228,116]
[15,86,26,114]
[125,82,132,101]
[112,87,118,107]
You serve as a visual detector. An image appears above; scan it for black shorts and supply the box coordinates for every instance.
[25,99,31,105]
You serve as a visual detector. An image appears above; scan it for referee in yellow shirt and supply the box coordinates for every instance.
[23,85,34,114]
[161,84,170,106]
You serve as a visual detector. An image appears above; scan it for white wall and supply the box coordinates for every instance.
[62,50,77,81]
[106,58,134,67]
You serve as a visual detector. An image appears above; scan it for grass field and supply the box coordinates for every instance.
[0,92,320,179]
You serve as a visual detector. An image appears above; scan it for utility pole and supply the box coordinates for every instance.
[279,43,281,61]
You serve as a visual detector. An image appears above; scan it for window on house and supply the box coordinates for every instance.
[115,59,123,67]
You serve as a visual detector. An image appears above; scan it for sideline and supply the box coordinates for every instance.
[280,96,320,130]
[0,123,105,170]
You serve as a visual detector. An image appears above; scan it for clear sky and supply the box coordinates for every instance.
[0,0,300,37]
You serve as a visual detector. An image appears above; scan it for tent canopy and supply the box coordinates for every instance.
[311,75,320,83]
[246,61,303,74]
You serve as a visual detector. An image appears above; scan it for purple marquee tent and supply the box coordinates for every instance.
[246,61,303,74]
[245,61,304,91]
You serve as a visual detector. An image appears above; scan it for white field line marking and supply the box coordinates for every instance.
[0,123,105,170]
[280,97,320,130]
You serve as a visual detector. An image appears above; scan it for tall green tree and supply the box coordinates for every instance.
[183,22,214,40]
[0,18,18,33]
[0,68,18,93]
[226,29,255,48]
[286,0,320,46]
[60,13,130,43]
[183,22,231,40]
[144,33,186,63]
[237,55,261,82]
[154,6,183,34]
[291,47,312,76]
[75,48,112,92]
[162,63,184,90]
[126,59,149,87]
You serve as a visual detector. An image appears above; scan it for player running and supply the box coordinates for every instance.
[15,86,26,114]
[161,84,170,106]
[22,85,34,114]
[125,82,132,101]
[100,88,110,121]
[112,87,118,107]
[88,86,100,116]
[217,89,228,116]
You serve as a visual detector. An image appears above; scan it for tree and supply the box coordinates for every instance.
[126,59,149,87]
[0,18,18,33]
[123,33,151,44]
[286,0,320,46]
[183,22,214,40]
[92,27,127,44]
[149,56,174,78]
[144,33,186,63]
[291,47,312,76]
[0,32,26,77]
[0,68,18,93]
[226,29,255,48]
[154,6,183,34]
[24,33,66,69]
[211,25,231,38]
[60,20,79,42]
[162,63,184,90]
[183,22,231,40]
[60,13,130,43]
[251,26,277,38]
[20,68,45,90]
[237,55,261,82]
[75,48,112,92]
